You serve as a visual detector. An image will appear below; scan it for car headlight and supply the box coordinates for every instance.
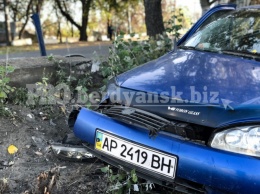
[210,126,260,157]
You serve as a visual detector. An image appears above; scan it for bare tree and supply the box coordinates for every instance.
[94,0,139,38]
[33,0,44,13]
[52,3,62,43]
[54,0,92,41]
[143,0,165,37]
[19,0,33,39]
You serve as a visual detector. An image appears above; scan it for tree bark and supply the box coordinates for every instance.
[79,0,92,41]
[4,0,10,45]
[143,0,165,37]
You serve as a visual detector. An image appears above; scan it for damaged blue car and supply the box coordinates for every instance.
[56,4,260,194]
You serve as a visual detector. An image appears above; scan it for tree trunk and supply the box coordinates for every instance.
[36,0,44,14]
[79,0,91,41]
[200,0,218,14]
[143,0,165,37]
[55,7,62,43]
[4,0,10,45]
[127,6,132,34]
[55,0,92,41]
[71,24,74,37]
[19,0,33,39]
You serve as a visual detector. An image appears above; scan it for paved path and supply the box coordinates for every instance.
[0,42,111,60]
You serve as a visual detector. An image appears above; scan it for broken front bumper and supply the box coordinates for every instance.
[73,108,260,194]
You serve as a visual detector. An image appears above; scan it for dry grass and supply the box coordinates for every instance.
[0,178,8,194]
[35,167,60,194]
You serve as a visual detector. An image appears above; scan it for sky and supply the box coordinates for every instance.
[176,0,202,11]
[174,0,202,22]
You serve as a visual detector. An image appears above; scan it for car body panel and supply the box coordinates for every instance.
[113,50,260,128]
[74,108,260,193]
[116,50,260,106]
[105,85,260,128]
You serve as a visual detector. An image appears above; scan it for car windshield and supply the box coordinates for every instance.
[183,9,260,56]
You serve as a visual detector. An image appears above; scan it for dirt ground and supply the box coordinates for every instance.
[0,105,107,194]
[0,104,178,194]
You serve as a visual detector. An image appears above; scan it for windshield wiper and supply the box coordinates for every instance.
[221,50,260,60]
[178,45,217,53]
[178,45,197,50]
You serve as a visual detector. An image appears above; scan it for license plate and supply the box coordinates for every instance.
[95,130,177,179]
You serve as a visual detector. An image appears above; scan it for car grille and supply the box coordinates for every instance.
[102,106,209,144]
[103,106,171,133]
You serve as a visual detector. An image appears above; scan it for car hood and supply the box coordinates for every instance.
[115,50,260,127]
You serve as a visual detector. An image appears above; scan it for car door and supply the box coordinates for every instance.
[177,4,236,46]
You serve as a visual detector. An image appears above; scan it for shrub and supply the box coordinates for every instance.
[101,32,173,83]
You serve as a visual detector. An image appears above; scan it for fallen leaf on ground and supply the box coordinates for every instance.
[7,145,18,154]
[49,119,56,126]
[35,151,43,156]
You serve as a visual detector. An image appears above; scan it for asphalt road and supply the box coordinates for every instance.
[0,42,111,60]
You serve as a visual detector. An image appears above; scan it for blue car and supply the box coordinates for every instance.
[71,4,260,194]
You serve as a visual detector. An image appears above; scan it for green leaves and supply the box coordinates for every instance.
[0,91,7,98]
[101,32,172,84]
[131,169,138,183]
[0,64,15,115]
[165,8,185,39]
[101,166,112,173]
[0,65,15,103]
[101,166,142,193]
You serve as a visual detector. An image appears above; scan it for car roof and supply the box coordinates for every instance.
[239,5,260,10]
